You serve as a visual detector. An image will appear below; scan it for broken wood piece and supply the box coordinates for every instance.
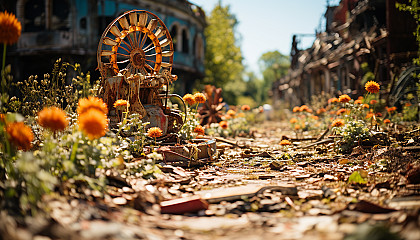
[196,184,298,203]
[349,200,396,214]
[160,195,209,214]
[300,138,334,149]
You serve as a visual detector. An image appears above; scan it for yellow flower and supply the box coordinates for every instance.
[38,106,68,132]
[279,139,291,146]
[331,119,345,127]
[78,109,108,140]
[0,11,21,45]
[193,92,207,104]
[6,122,33,151]
[193,125,205,135]
[183,94,196,105]
[241,105,250,111]
[113,99,129,110]
[339,94,351,103]
[219,120,228,129]
[77,97,108,116]
[147,127,163,138]
[365,81,380,94]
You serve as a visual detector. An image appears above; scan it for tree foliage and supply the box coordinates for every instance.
[204,2,244,104]
[258,51,290,103]
[396,0,420,66]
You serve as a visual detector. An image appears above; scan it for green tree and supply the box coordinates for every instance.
[204,2,244,104]
[258,51,290,103]
[396,0,420,65]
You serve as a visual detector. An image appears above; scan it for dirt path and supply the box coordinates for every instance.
[1,121,419,240]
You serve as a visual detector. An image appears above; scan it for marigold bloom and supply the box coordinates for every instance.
[354,99,363,105]
[328,98,339,104]
[6,122,33,151]
[193,125,205,135]
[362,104,369,109]
[113,99,130,110]
[370,100,377,105]
[147,127,163,138]
[294,125,301,130]
[311,115,319,120]
[375,112,382,117]
[329,110,336,115]
[365,81,380,94]
[237,112,245,118]
[386,106,397,113]
[77,96,108,116]
[38,106,68,132]
[241,105,250,111]
[292,106,301,112]
[405,103,412,107]
[339,94,351,103]
[194,92,207,104]
[384,119,391,124]
[316,108,326,115]
[280,139,292,146]
[331,119,345,127]
[227,109,236,117]
[78,109,108,140]
[219,120,228,129]
[0,11,21,45]
[366,112,374,119]
[290,118,298,124]
[336,108,346,115]
[0,113,5,123]
[299,105,310,112]
[358,96,364,100]
[183,93,196,105]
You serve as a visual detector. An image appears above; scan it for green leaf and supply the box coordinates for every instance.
[348,171,367,184]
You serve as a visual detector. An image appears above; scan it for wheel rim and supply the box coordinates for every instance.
[97,10,174,78]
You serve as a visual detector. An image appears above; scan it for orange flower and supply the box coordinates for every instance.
[147,127,163,138]
[354,99,363,105]
[78,109,108,140]
[194,92,207,104]
[113,99,130,110]
[370,100,378,105]
[77,97,108,116]
[237,112,245,118]
[227,109,236,117]
[384,119,391,124]
[0,11,21,45]
[316,108,326,115]
[183,94,196,105]
[6,122,33,151]
[366,112,374,119]
[294,125,301,130]
[0,113,5,123]
[241,105,250,111]
[405,103,412,107]
[299,105,310,112]
[362,104,369,109]
[358,96,364,100]
[292,106,300,112]
[386,106,397,113]
[339,94,351,103]
[280,139,291,146]
[219,120,228,129]
[38,106,68,132]
[331,119,345,127]
[365,81,380,94]
[328,98,339,104]
[336,108,346,115]
[193,125,205,135]
[311,115,319,120]
[329,110,336,115]
[375,112,382,117]
[290,118,298,124]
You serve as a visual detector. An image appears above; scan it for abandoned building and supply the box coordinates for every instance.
[272,0,418,107]
[3,0,206,94]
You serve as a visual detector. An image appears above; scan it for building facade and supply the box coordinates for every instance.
[2,0,206,94]
[273,0,417,107]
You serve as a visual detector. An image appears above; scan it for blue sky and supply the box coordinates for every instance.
[190,0,330,73]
